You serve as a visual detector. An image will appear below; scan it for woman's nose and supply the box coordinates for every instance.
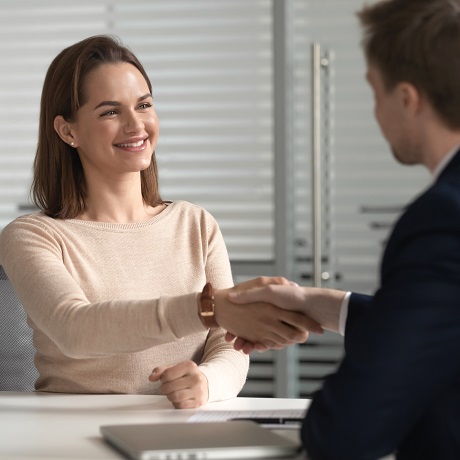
[124,111,144,133]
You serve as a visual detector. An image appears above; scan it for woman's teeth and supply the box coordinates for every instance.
[117,140,144,147]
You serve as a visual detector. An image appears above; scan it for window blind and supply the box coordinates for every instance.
[0,0,274,262]
[0,2,109,226]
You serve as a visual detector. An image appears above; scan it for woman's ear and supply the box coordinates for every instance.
[54,115,78,148]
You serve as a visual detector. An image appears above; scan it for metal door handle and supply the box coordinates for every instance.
[311,43,330,287]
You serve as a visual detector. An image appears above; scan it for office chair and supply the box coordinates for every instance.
[0,265,38,391]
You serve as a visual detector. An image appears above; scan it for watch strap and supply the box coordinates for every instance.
[199,282,219,328]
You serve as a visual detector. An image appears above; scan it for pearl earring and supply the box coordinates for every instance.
[70,142,75,147]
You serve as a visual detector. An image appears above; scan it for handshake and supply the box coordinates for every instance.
[212,277,346,355]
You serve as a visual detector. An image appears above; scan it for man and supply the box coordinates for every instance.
[225,0,460,458]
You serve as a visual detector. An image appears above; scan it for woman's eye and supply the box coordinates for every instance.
[101,109,117,117]
[139,102,152,110]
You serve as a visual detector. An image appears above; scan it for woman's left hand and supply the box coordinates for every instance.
[149,360,209,409]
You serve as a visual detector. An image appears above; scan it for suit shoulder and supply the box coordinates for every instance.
[408,180,460,225]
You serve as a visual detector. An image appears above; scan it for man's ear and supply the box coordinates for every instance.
[54,115,78,148]
[398,82,422,116]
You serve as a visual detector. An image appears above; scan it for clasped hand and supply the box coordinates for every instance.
[214,277,324,355]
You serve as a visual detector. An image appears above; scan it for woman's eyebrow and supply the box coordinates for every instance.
[139,93,152,101]
[94,100,120,110]
[94,93,152,110]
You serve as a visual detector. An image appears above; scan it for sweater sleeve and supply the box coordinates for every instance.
[194,210,249,402]
[0,216,208,359]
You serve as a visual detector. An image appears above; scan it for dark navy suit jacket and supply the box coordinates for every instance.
[302,150,460,460]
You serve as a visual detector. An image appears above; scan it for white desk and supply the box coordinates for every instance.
[0,392,310,460]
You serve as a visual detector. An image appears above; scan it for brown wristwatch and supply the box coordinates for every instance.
[199,282,219,328]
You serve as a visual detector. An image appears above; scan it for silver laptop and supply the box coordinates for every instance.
[100,420,301,460]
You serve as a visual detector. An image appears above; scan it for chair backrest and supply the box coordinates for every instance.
[0,265,38,391]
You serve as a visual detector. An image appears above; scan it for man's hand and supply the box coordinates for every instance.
[149,361,208,409]
[222,283,346,354]
[229,284,345,330]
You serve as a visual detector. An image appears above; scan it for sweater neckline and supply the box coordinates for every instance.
[65,201,175,230]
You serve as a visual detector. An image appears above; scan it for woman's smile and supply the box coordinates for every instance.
[115,138,148,152]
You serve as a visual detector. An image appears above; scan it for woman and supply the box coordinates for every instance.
[0,35,315,408]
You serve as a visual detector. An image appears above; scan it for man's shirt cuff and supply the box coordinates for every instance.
[339,291,351,336]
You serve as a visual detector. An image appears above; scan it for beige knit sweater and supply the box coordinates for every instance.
[0,201,249,402]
